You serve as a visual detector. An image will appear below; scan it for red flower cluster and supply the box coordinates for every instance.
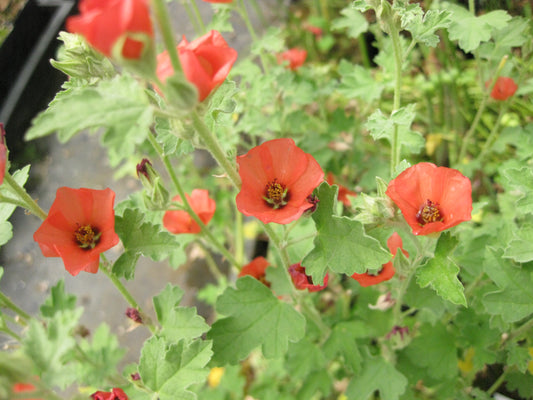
[66,0,153,60]
[91,388,128,400]
[277,48,307,70]
[0,123,6,186]
[289,263,328,292]
[488,76,518,101]
[326,172,357,207]
[12,383,41,400]
[156,30,237,101]
[33,187,120,276]
[238,256,271,287]
[351,232,407,287]
[163,189,216,234]
[386,163,472,236]
[236,138,323,224]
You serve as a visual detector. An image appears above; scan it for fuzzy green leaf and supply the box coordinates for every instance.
[207,276,305,364]
[483,248,533,323]
[40,280,77,318]
[153,284,209,342]
[446,3,511,53]
[331,6,369,38]
[139,336,212,400]
[345,351,407,400]
[337,60,384,102]
[416,232,466,307]
[302,182,391,284]
[25,75,153,166]
[113,209,181,279]
[0,165,30,246]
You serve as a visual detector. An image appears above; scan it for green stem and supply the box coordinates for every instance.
[188,0,206,34]
[299,295,330,338]
[388,20,404,176]
[196,240,226,282]
[0,326,21,341]
[190,111,242,188]
[477,103,507,162]
[0,291,31,323]
[507,317,533,342]
[318,0,329,21]
[487,367,511,396]
[262,223,290,269]
[3,173,47,220]
[358,34,371,69]
[236,0,270,73]
[235,207,245,266]
[180,0,202,34]
[100,263,156,334]
[152,0,182,73]
[147,132,241,269]
[248,0,267,27]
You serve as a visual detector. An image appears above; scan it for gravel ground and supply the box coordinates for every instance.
[0,0,283,366]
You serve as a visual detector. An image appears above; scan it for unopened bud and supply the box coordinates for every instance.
[136,159,169,209]
[130,372,141,381]
[125,307,143,324]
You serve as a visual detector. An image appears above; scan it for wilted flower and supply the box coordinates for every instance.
[289,263,328,292]
[91,388,128,400]
[385,163,472,236]
[33,188,120,276]
[236,138,324,224]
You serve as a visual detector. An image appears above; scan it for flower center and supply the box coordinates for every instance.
[74,224,101,249]
[263,179,289,209]
[416,199,443,225]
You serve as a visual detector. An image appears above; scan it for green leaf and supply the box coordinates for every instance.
[446,3,511,53]
[207,276,305,364]
[0,221,12,247]
[139,336,212,400]
[345,351,407,400]
[506,371,533,399]
[26,75,154,166]
[113,209,181,279]
[504,223,533,263]
[482,248,533,323]
[286,338,326,379]
[75,324,126,386]
[402,322,458,380]
[0,165,30,223]
[399,8,451,47]
[337,60,384,102]
[302,182,391,284]
[501,166,533,216]
[153,284,209,342]
[23,308,83,388]
[506,342,531,373]
[251,27,285,56]
[365,105,425,152]
[40,280,77,318]
[322,321,362,374]
[416,232,467,307]
[331,6,369,38]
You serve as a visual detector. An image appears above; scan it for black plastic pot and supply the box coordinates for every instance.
[0,0,77,161]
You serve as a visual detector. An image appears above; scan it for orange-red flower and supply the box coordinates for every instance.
[33,187,119,276]
[386,163,472,236]
[0,123,6,185]
[238,256,270,287]
[156,30,237,101]
[351,232,407,287]
[163,189,216,234]
[277,48,307,70]
[66,0,154,59]
[488,76,518,101]
[12,383,41,400]
[326,172,356,207]
[289,263,328,292]
[91,388,128,400]
[236,138,324,224]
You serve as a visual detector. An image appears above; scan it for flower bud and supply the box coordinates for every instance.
[136,159,170,210]
[50,32,115,80]
[125,307,143,324]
